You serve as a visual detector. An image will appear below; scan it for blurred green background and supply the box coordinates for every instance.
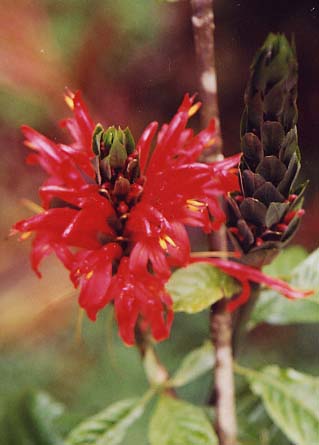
[0,1,318,443]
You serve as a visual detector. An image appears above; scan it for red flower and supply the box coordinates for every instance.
[13,91,239,344]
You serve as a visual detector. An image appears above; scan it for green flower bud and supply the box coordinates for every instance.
[123,127,135,154]
[92,123,104,156]
[103,126,116,149]
[109,133,127,169]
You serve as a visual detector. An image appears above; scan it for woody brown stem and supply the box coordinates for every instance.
[190,0,222,158]
[190,1,237,444]
[210,300,237,445]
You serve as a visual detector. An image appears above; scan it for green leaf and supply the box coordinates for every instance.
[168,341,214,388]
[66,392,154,445]
[0,390,65,445]
[237,389,290,445]
[236,364,319,445]
[149,396,218,445]
[166,263,239,313]
[250,248,319,327]
[262,245,308,277]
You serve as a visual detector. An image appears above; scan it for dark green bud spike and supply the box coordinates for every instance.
[109,132,127,169]
[242,33,298,138]
[123,127,135,154]
[92,124,104,156]
[226,33,306,267]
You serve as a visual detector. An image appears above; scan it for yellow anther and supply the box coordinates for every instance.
[64,94,74,110]
[187,204,201,212]
[24,141,38,151]
[188,102,201,117]
[86,270,94,280]
[204,137,216,148]
[163,234,176,247]
[186,199,205,207]
[21,231,32,240]
[186,199,206,211]
[159,237,168,250]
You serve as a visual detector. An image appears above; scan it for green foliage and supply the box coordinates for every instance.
[237,389,291,445]
[166,263,239,313]
[168,341,214,388]
[236,364,319,445]
[262,245,308,277]
[250,247,319,327]
[149,396,218,445]
[66,392,153,445]
[0,390,65,445]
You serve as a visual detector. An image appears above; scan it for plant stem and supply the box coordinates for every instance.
[190,0,222,157]
[210,299,237,445]
[190,1,237,443]
[135,322,176,397]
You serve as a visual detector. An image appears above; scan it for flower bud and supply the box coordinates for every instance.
[227,34,306,267]
[109,133,127,169]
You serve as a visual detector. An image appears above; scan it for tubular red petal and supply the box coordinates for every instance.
[136,121,158,174]
[177,93,195,112]
[30,233,53,277]
[115,294,139,346]
[226,280,251,312]
[204,258,314,300]
[78,261,113,320]
[21,126,61,162]
[211,153,241,172]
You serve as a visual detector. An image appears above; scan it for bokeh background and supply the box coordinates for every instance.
[1,0,318,443]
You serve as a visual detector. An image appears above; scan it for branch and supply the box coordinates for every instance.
[210,300,237,444]
[190,1,237,444]
[190,0,222,158]
[135,322,176,397]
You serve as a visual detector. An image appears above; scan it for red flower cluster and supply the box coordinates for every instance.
[13,91,239,344]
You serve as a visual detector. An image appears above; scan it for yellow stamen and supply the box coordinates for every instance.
[64,94,74,110]
[190,251,241,258]
[21,198,44,214]
[21,231,32,240]
[188,102,201,117]
[204,137,216,148]
[187,204,200,212]
[159,237,168,250]
[187,199,205,207]
[86,270,94,280]
[24,141,38,151]
[163,234,176,247]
